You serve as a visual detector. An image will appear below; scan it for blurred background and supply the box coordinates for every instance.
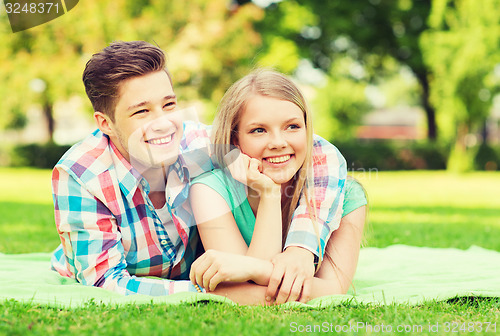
[1,0,499,172]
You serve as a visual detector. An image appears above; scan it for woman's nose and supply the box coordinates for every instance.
[267,132,287,149]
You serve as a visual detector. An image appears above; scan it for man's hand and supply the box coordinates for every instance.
[265,246,315,304]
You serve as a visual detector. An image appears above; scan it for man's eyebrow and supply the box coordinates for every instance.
[127,101,148,112]
[163,95,176,101]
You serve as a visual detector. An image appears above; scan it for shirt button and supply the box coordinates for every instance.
[160,239,168,245]
[148,205,154,211]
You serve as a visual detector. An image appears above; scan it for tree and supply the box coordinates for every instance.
[421,0,500,171]
[0,0,264,143]
[257,0,438,140]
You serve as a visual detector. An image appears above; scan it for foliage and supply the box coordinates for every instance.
[475,143,500,171]
[258,0,438,140]
[420,0,500,171]
[336,139,500,172]
[335,140,449,171]
[312,68,370,141]
[0,0,264,141]
[10,143,71,168]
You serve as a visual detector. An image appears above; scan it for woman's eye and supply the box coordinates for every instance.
[288,124,301,130]
[250,127,265,134]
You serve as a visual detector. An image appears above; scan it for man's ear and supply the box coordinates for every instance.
[94,112,115,136]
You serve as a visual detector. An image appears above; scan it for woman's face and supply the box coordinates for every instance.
[236,95,307,185]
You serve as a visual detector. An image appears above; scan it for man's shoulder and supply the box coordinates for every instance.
[55,129,115,181]
[312,134,346,165]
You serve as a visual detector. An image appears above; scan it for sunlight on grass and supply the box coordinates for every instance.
[0,168,499,334]
[1,168,499,253]
[353,170,500,208]
[0,168,53,205]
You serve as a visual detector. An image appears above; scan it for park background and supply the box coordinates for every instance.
[0,1,499,335]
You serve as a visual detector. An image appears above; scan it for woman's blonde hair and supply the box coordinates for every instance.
[212,68,319,247]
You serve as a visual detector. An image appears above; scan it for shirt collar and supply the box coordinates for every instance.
[109,138,190,201]
[109,139,144,199]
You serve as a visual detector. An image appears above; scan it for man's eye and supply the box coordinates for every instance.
[164,102,176,109]
[133,109,147,116]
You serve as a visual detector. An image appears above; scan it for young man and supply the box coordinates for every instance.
[51,41,346,303]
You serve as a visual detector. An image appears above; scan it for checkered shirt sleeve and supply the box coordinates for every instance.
[51,165,202,296]
[284,135,347,260]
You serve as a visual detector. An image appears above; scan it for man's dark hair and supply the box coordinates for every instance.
[83,41,170,121]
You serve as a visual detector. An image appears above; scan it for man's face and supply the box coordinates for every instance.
[104,70,183,168]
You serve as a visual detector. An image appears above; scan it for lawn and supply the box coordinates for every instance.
[0,168,499,335]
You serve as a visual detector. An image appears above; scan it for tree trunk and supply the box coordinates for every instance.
[42,96,54,143]
[415,72,437,141]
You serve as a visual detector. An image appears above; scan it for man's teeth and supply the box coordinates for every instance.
[267,155,291,164]
[148,134,173,145]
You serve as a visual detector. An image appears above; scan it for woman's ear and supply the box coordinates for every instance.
[94,112,115,136]
[232,134,239,148]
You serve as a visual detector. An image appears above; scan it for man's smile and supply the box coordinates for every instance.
[145,133,174,145]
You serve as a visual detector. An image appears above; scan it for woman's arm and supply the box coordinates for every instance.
[190,203,364,302]
[190,183,249,255]
[189,176,281,259]
[189,249,274,291]
[310,205,367,297]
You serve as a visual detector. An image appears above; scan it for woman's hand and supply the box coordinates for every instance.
[224,149,280,196]
[190,249,272,292]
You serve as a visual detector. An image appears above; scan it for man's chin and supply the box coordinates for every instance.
[130,151,180,170]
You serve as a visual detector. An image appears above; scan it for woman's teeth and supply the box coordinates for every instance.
[267,155,291,164]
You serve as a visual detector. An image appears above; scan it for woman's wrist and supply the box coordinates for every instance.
[249,259,273,285]
[258,185,281,199]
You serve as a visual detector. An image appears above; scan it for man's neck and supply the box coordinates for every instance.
[140,164,168,209]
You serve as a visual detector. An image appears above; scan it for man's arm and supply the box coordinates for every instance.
[52,167,198,296]
[265,136,346,304]
[284,135,347,260]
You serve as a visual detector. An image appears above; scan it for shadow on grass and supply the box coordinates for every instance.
[446,296,500,307]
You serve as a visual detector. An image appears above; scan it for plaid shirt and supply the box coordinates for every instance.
[51,122,346,296]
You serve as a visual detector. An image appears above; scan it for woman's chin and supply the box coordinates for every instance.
[264,173,294,186]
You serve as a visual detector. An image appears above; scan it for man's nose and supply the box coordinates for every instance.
[151,112,175,132]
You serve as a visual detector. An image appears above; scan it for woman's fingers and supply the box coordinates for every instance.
[208,272,224,292]
[224,149,251,185]
[190,255,209,288]
[202,264,219,291]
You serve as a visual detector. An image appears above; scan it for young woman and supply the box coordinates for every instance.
[189,69,367,304]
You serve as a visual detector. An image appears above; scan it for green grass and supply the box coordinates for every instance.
[1,168,499,335]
